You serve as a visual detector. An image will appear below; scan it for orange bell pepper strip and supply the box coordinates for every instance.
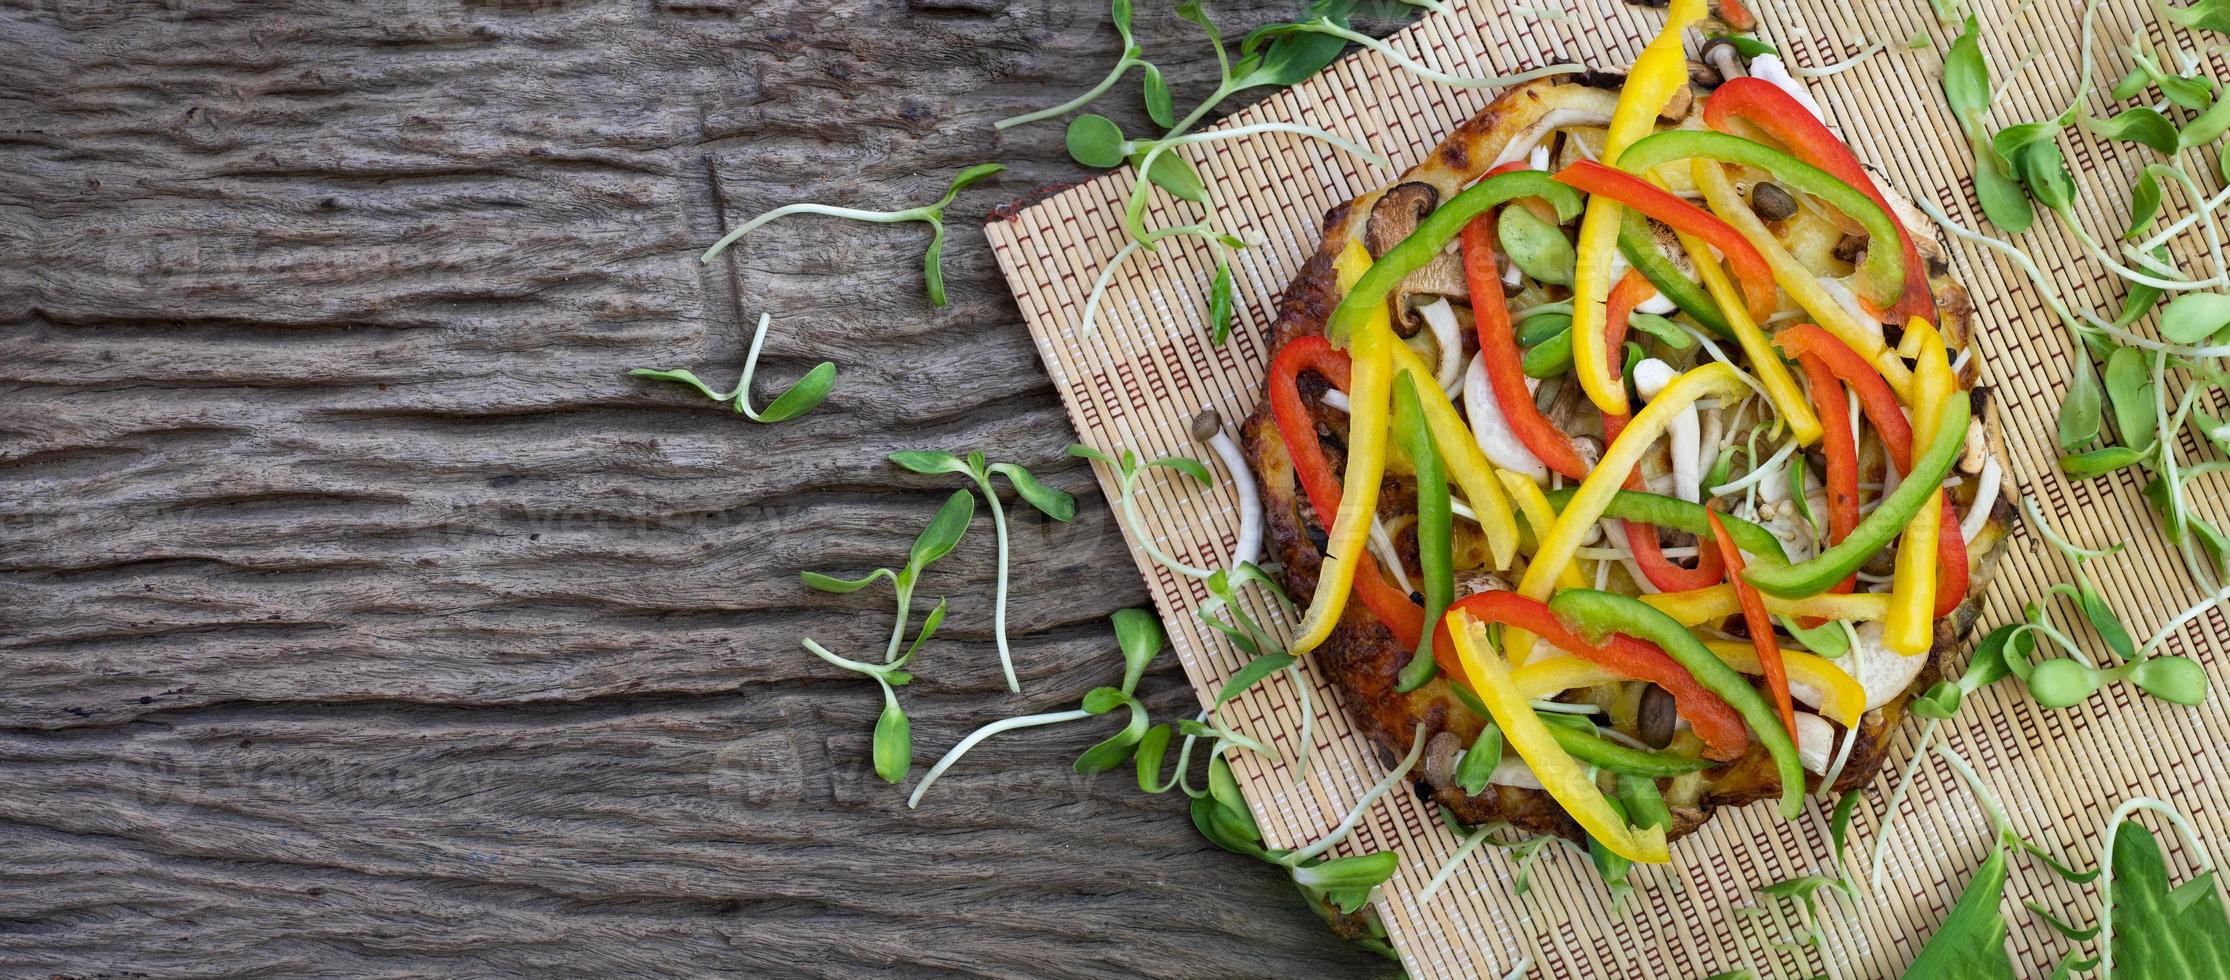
[1709,510,1796,736]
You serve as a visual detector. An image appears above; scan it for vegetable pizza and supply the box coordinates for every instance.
[1240,2,2015,866]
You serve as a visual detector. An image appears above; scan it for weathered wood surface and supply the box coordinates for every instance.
[0,0,1402,976]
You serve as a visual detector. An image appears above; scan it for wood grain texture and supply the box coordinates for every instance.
[0,0,1400,975]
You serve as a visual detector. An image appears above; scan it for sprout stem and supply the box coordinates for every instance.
[1282,722,1428,866]
[908,708,1095,808]
[701,202,927,265]
[994,56,1138,131]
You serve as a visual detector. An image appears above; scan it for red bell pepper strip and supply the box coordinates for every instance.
[1703,77,1934,322]
[1604,270,1727,593]
[1267,337,1439,654]
[1716,0,1757,31]
[1708,511,1796,738]
[1795,350,1861,600]
[1440,590,1748,761]
[1553,160,1778,324]
[1776,325,1969,615]
[1460,215,1592,481]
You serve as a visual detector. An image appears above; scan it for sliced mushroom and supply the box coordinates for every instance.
[1658,82,1695,122]
[1689,58,1725,89]
[1700,37,1747,84]
[1832,232,1868,265]
[1363,182,1470,337]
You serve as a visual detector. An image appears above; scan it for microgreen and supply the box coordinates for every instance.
[994,0,1163,132]
[699,163,1004,307]
[2126,165,2168,239]
[907,607,1166,807]
[2084,105,2182,155]
[631,312,836,424]
[1964,498,2214,709]
[800,489,975,783]
[1946,16,2033,232]
[1068,442,1221,579]
[888,450,1076,693]
[2154,0,2230,34]
[1454,723,1502,796]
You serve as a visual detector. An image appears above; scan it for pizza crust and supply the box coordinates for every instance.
[1241,77,2017,846]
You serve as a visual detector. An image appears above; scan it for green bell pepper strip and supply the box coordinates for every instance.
[1516,312,1573,347]
[1742,394,1971,599]
[1548,589,1807,819]
[1326,171,1586,346]
[1617,774,1673,832]
[1616,207,1733,339]
[1392,373,1452,692]
[1521,325,1575,379]
[1543,488,1790,563]
[1545,721,1713,777]
[1616,130,1908,312]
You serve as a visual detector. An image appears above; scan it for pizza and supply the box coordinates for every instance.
[1239,40,2014,864]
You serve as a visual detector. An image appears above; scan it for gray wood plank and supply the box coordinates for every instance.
[0,0,1405,975]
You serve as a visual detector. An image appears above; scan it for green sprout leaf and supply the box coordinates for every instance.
[1066,114,1130,168]
[2084,106,2181,155]
[2058,354,2105,451]
[1208,258,1236,346]
[889,450,970,475]
[873,679,912,783]
[631,312,836,424]
[1455,723,1502,795]
[988,462,1077,521]
[1111,607,1168,695]
[1141,63,1175,128]
[2061,446,2147,478]
[2126,166,2166,239]
[909,489,976,569]
[1218,653,1297,705]
[801,567,897,594]
[2104,346,2159,450]
[2160,292,2230,344]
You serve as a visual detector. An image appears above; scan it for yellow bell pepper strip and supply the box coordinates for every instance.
[1569,0,1708,417]
[1679,226,1822,445]
[1499,471,1587,591]
[1386,339,1520,569]
[1640,584,1892,627]
[1689,159,1915,398]
[1517,363,1751,605]
[1886,317,1956,655]
[1511,642,1866,728]
[1547,589,1807,819]
[1289,241,1396,656]
[1743,392,1971,598]
[1447,610,1672,864]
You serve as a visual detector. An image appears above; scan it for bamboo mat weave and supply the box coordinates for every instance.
[985,1,2230,975]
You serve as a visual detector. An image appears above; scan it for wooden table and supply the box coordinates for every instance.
[0,1,1402,975]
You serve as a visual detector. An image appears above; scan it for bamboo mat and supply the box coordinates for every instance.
[985,1,2230,975]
